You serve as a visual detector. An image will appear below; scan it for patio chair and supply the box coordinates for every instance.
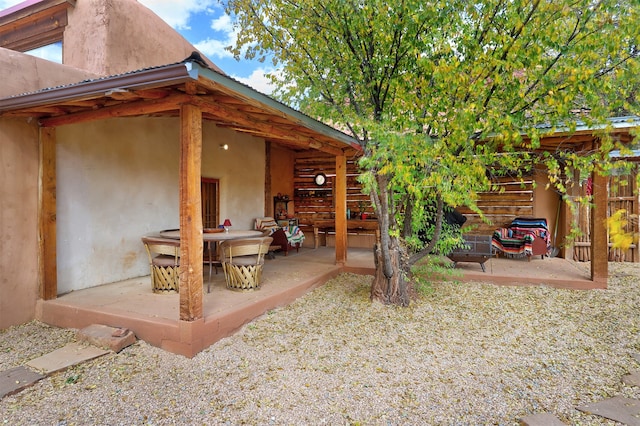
[491,217,550,261]
[141,236,181,294]
[219,237,273,291]
[255,217,304,256]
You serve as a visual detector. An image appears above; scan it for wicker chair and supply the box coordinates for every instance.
[141,236,181,294]
[219,237,273,291]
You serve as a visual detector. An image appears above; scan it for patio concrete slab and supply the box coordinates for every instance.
[26,342,109,374]
[576,396,640,425]
[447,255,596,289]
[519,412,567,425]
[0,366,44,398]
[34,247,600,356]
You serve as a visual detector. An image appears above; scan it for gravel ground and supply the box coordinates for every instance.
[1,263,640,425]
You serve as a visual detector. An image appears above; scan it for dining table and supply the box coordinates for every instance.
[159,228,264,241]
[159,228,265,292]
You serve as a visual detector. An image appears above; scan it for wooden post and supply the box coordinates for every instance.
[179,103,204,321]
[39,127,57,300]
[335,153,347,264]
[590,169,608,286]
[265,142,272,216]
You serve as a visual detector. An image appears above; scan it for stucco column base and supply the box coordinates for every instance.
[160,319,207,358]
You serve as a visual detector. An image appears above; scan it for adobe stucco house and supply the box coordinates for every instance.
[2,1,638,356]
[0,0,360,355]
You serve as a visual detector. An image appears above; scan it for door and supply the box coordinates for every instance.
[202,178,219,228]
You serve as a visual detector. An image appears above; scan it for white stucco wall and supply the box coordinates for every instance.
[56,117,265,294]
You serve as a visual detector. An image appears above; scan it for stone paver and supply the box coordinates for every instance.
[25,342,109,375]
[0,366,44,398]
[519,412,567,425]
[77,324,136,353]
[623,371,640,387]
[576,396,640,426]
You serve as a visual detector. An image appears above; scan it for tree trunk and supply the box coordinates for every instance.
[370,234,410,306]
[368,172,411,306]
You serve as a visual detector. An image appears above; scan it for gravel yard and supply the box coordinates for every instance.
[1,263,640,425]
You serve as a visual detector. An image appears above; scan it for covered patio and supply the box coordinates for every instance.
[35,246,593,357]
[0,57,362,356]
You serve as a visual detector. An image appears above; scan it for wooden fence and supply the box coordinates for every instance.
[574,170,639,262]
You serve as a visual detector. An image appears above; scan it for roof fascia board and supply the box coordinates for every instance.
[534,116,640,136]
[0,58,359,151]
[0,62,195,111]
[0,0,75,24]
[194,63,360,150]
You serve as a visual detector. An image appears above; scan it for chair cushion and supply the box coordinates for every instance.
[255,217,280,233]
[228,255,264,266]
[152,254,179,267]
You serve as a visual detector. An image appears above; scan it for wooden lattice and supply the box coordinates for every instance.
[223,263,264,291]
[220,237,273,291]
[142,236,181,294]
[151,265,180,294]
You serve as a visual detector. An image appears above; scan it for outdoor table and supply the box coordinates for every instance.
[159,229,264,291]
[311,219,380,249]
[159,229,264,241]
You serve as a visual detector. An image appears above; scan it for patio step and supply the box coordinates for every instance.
[76,324,136,353]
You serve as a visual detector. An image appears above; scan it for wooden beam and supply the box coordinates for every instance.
[38,127,57,300]
[179,103,204,321]
[0,1,74,52]
[197,99,345,155]
[0,0,75,26]
[334,154,347,264]
[39,93,190,127]
[590,169,608,285]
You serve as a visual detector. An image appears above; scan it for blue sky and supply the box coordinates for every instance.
[0,0,275,94]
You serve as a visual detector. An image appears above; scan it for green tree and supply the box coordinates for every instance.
[226,0,639,305]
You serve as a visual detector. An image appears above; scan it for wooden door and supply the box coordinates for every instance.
[201,178,219,228]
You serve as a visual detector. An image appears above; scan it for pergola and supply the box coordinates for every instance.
[530,118,639,284]
[0,59,361,323]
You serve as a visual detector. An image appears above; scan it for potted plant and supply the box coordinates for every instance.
[358,201,368,220]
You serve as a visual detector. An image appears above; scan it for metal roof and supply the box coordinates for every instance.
[0,56,361,155]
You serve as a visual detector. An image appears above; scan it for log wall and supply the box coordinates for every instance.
[293,153,372,226]
[457,175,535,234]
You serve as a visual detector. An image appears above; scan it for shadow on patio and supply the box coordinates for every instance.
[36,247,596,356]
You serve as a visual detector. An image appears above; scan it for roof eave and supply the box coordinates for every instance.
[0,60,360,151]
[193,63,361,151]
[0,62,196,111]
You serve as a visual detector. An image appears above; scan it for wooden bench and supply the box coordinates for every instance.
[446,234,494,272]
[311,219,380,249]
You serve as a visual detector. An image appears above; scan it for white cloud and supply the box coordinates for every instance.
[211,14,233,32]
[194,14,240,60]
[194,38,235,60]
[138,0,217,30]
[231,67,278,95]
